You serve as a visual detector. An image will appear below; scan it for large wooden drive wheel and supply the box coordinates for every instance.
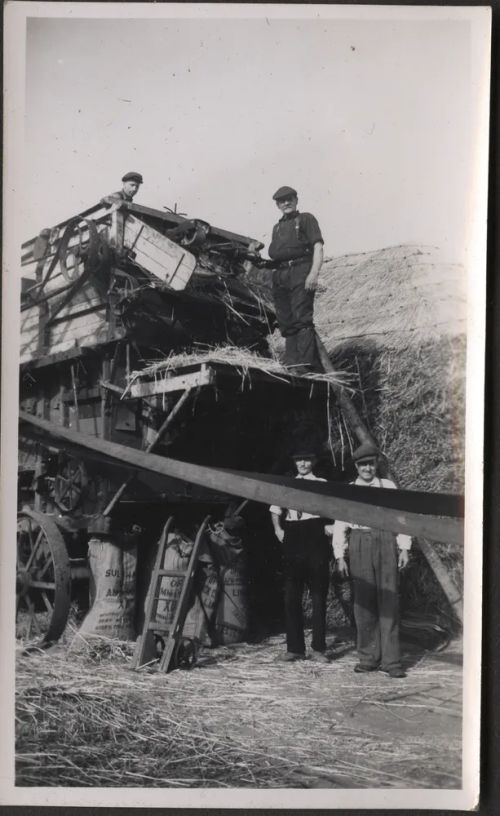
[16,510,71,644]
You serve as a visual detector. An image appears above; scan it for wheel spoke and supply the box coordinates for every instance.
[55,458,86,512]
[57,478,71,501]
[30,581,57,590]
[25,596,42,637]
[25,518,36,549]
[41,591,54,615]
[23,529,44,572]
[37,552,54,580]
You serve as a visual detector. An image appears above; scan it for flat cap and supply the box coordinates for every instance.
[272,185,297,201]
[292,448,319,460]
[352,441,380,463]
[122,171,143,184]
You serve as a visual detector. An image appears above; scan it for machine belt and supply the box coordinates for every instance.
[19,412,464,545]
[217,468,464,520]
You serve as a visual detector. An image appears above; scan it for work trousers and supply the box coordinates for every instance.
[272,262,322,374]
[349,529,402,671]
[282,518,330,654]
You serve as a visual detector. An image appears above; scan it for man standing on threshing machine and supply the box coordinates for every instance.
[100,171,143,208]
[328,441,411,679]
[268,186,324,375]
[270,448,331,663]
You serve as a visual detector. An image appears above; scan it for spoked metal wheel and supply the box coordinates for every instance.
[16,509,71,644]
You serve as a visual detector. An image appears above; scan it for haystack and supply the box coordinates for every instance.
[315,245,466,486]
[313,244,466,629]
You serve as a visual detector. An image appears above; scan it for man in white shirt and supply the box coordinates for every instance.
[328,441,411,678]
[270,450,331,663]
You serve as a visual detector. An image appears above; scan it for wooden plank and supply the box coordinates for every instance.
[109,209,125,252]
[19,411,464,545]
[129,365,215,398]
[21,310,109,363]
[20,346,85,369]
[19,309,111,364]
[50,307,107,336]
[123,215,196,290]
[21,280,106,314]
[61,386,102,403]
[48,300,106,328]
[99,380,130,397]
[49,286,104,313]
[20,331,126,369]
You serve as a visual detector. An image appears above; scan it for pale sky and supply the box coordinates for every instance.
[23,13,475,262]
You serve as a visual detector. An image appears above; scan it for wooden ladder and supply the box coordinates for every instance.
[132,514,211,672]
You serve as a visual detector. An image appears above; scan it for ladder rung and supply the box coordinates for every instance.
[132,514,210,673]
[147,622,172,633]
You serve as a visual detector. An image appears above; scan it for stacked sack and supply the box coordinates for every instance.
[154,517,249,648]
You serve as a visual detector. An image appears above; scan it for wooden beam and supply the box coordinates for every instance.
[99,380,131,397]
[417,538,463,623]
[315,332,376,447]
[127,203,259,247]
[20,346,87,370]
[129,364,215,398]
[19,412,464,546]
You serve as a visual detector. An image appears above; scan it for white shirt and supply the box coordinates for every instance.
[326,477,412,558]
[269,472,327,521]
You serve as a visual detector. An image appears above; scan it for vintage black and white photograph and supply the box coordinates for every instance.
[1,2,490,809]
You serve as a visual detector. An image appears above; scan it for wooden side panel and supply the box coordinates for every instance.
[49,309,108,347]
[19,305,108,364]
[20,307,43,362]
[48,289,105,320]
[123,215,196,290]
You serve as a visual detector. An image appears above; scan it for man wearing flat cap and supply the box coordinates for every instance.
[270,447,331,663]
[267,186,324,375]
[100,172,143,208]
[327,441,411,678]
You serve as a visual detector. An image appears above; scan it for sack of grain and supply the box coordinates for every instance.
[77,536,137,641]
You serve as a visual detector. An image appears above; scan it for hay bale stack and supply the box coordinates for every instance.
[314,244,466,629]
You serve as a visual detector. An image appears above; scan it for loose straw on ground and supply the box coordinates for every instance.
[16,632,462,789]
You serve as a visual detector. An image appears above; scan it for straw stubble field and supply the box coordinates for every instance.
[16,631,462,789]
